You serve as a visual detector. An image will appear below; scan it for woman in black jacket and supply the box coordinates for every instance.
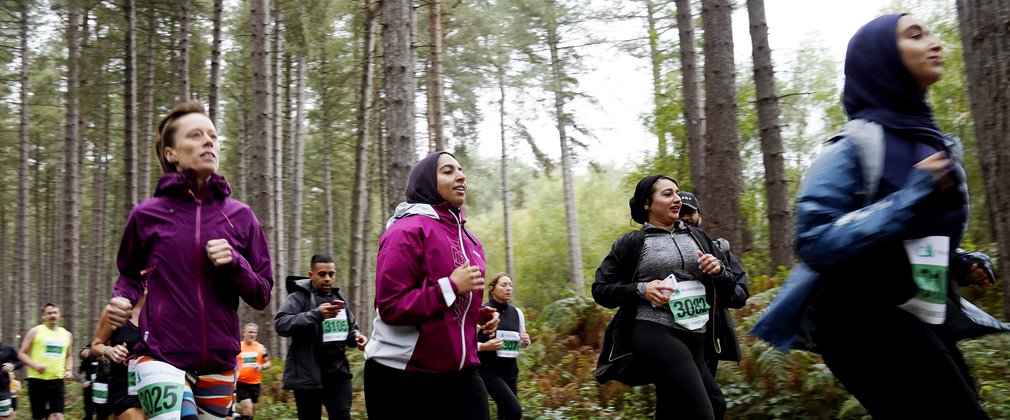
[593,175,735,420]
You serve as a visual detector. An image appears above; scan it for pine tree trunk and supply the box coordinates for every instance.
[237,83,250,200]
[288,14,307,276]
[15,0,31,339]
[124,0,138,209]
[383,0,417,216]
[675,0,706,194]
[700,0,742,247]
[496,64,515,277]
[547,16,585,294]
[426,0,446,152]
[956,0,1010,320]
[140,4,155,199]
[62,0,83,335]
[271,3,286,348]
[645,0,667,155]
[90,100,110,331]
[747,0,792,270]
[178,0,191,102]
[209,0,223,124]
[350,0,377,316]
[249,0,275,338]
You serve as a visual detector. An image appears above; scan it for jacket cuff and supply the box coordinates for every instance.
[438,277,457,307]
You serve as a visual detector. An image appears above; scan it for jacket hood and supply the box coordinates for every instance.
[154,169,233,199]
[285,276,311,295]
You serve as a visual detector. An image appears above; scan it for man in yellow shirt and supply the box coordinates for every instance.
[18,303,73,420]
[235,323,271,420]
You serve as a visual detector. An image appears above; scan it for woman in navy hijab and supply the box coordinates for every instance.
[793,14,997,418]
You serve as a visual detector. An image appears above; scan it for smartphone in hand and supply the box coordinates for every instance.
[331,300,346,310]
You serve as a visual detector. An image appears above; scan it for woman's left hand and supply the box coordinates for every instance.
[206,239,234,266]
[520,332,531,347]
[698,251,723,275]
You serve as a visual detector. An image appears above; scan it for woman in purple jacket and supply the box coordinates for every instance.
[364,151,499,420]
[105,100,273,420]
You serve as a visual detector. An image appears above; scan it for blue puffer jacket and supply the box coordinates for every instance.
[751,120,1008,352]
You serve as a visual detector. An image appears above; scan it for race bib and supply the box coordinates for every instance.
[667,280,710,331]
[240,352,258,368]
[898,236,949,324]
[0,398,11,417]
[92,382,109,404]
[127,358,138,396]
[496,330,521,358]
[43,339,64,359]
[135,359,186,420]
[322,310,349,343]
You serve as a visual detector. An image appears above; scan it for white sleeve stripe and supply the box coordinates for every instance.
[438,277,457,307]
[516,307,526,334]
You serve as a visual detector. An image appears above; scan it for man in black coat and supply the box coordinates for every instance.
[275,254,368,420]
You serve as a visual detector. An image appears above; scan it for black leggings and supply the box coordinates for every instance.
[818,306,989,419]
[292,378,352,420]
[364,359,489,420]
[632,320,725,420]
[481,370,521,420]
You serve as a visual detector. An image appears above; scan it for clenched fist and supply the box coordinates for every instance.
[206,239,234,266]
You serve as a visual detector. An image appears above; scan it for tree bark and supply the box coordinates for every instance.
[62,0,83,334]
[15,0,31,338]
[675,0,706,195]
[272,2,286,347]
[350,0,377,314]
[209,0,223,124]
[249,0,275,340]
[496,63,515,277]
[700,0,742,247]
[140,3,155,199]
[747,0,792,271]
[956,0,1010,320]
[178,0,191,102]
[382,0,417,215]
[547,13,585,294]
[645,0,667,155]
[289,22,306,277]
[426,0,446,152]
[124,0,138,209]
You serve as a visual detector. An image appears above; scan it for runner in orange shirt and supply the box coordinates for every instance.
[235,324,271,420]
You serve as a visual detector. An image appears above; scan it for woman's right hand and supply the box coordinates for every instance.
[481,338,504,351]
[450,262,484,294]
[914,151,954,191]
[644,279,676,308]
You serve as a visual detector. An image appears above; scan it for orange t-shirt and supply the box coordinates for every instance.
[236,341,268,384]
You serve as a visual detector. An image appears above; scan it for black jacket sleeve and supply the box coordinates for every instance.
[592,232,642,309]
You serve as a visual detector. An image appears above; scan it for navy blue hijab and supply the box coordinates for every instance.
[843,13,943,142]
[405,151,456,206]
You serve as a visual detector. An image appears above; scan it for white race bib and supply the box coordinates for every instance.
[92,382,109,404]
[495,330,521,358]
[43,339,64,359]
[322,310,349,343]
[898,236,949,324]
[0,398,11,417]
[135,359,186,420]
[667,280,710,331]
[127,358,138,396]
[240,351,259,368]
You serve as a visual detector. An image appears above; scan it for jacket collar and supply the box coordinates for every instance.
[386,200,467,229]
[154,169,233,201]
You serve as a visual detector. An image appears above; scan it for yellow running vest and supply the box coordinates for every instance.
[27,325,71,380]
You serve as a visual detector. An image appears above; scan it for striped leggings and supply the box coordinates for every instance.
[134,356,236,420]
